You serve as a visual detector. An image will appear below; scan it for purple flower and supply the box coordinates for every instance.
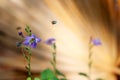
[18,32,24,37]
[92,38,101,46]
[23,34,41,48]
[45,38,56,45]
[18,32,22,35]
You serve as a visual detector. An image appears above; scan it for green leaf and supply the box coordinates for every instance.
[26,77,32,80]
[56,69,65,77]
[96,78,104,80]
[26,25,30,29]
[41,68,58,80]
[25,55,29,60]
[52,77,59,80]
[34,77,40,80]
[78,72,88,77]
[25,28,29,32]
[25,66,29,70]
[60,78,67,80]
[25,25,32,36]
[25,26,28,31]
[25,47,30,51]
[24,47,32,55]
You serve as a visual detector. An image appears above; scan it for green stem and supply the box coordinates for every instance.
[52,43,67,79]
[28,52,31,77]
[53,52,57,76]
[52,43,57,76]
[22,47,32,77]
[88,52,92,80]
[88,44,93,80]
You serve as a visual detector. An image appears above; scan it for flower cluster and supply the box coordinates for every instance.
[17,26,55,48]
[23,34,41,48]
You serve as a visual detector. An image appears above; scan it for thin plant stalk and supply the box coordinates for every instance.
[52,43,57,76]
[88,39,94,80]
[22,47,32,77]
[27,50,32,77]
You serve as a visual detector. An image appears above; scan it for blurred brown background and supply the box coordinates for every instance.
[0,0,120,80]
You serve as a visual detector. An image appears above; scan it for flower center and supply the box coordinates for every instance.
[30,38,35,43]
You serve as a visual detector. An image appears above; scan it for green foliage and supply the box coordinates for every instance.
[25,47,30,51]
[56,69,65,77]
[34,77,40,80]
[25,25,32,36]
[78,72,89,78]
[40,68,59,80]
[25,66,29,70]
[59,78,67,80]
[24,47,32,55]
[26,77,32,80]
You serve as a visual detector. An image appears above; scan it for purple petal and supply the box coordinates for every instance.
[22,34,40,48]
[92,38,101,46]
[45,38,56,45]
[23,41,29,45]
[35,38,41,43]
[30,42,37,48]
[25,36,32,40]
[23,36,31,45]
[31,34,36,38]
